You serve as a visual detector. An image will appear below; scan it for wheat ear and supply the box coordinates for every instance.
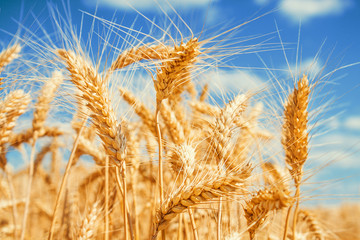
[0,90,30,240]
[208,94,248,169]
[109,44,169,71]
[0,44,21,76]
[160,99,186,145]
[282,74,310,240]
[298,210,324,240]
[77,200,102,240]
[244,187,293,240]
[32,71,63,138]
[0,90,31,169]
[57,49,129,239]
[152,174,246,240]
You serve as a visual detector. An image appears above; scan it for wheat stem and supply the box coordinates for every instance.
[48,119,86,240]
[105,156,109,240]
[20,140,37,240]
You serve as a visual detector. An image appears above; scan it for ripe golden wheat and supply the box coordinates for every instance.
[0,7,356,240]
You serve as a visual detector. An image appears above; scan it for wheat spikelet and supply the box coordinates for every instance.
[32,71,63,139]
[76,136,106,165]
[244,188,293,239]
[262,162,291,191]
[0,198,25,210]
[57,49,126,165]
[199,84,209,102]
[168,143,197,177]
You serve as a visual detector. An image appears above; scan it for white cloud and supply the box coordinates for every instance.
[85,0,213,10]
[344,116,360,131]
[203,69,267,95]
[285,57,323,79]
[279,0,352,22]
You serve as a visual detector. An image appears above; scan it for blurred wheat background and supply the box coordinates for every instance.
[0,0,359,239]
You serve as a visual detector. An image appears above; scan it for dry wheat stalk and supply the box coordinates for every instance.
[153,38,201,210]
[282,74,310,240]
[57,49,129,239]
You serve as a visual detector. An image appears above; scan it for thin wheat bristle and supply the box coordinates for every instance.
[119,87,156,135]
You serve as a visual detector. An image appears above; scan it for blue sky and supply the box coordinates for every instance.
[0,0,359,205]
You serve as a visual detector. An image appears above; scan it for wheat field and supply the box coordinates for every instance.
[0,4,359,240]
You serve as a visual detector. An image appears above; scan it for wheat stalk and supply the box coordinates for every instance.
[282,74,310,240]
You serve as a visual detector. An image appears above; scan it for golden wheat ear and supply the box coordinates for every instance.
[282,74,310,240]
[57,49,126,165]
[0,90,31,170]
[32,71,63,139]
[152,174,247,240]
[0,44,21,74]
[244,187,293,240]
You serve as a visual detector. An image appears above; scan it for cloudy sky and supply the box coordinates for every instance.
[0,0,359,204]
